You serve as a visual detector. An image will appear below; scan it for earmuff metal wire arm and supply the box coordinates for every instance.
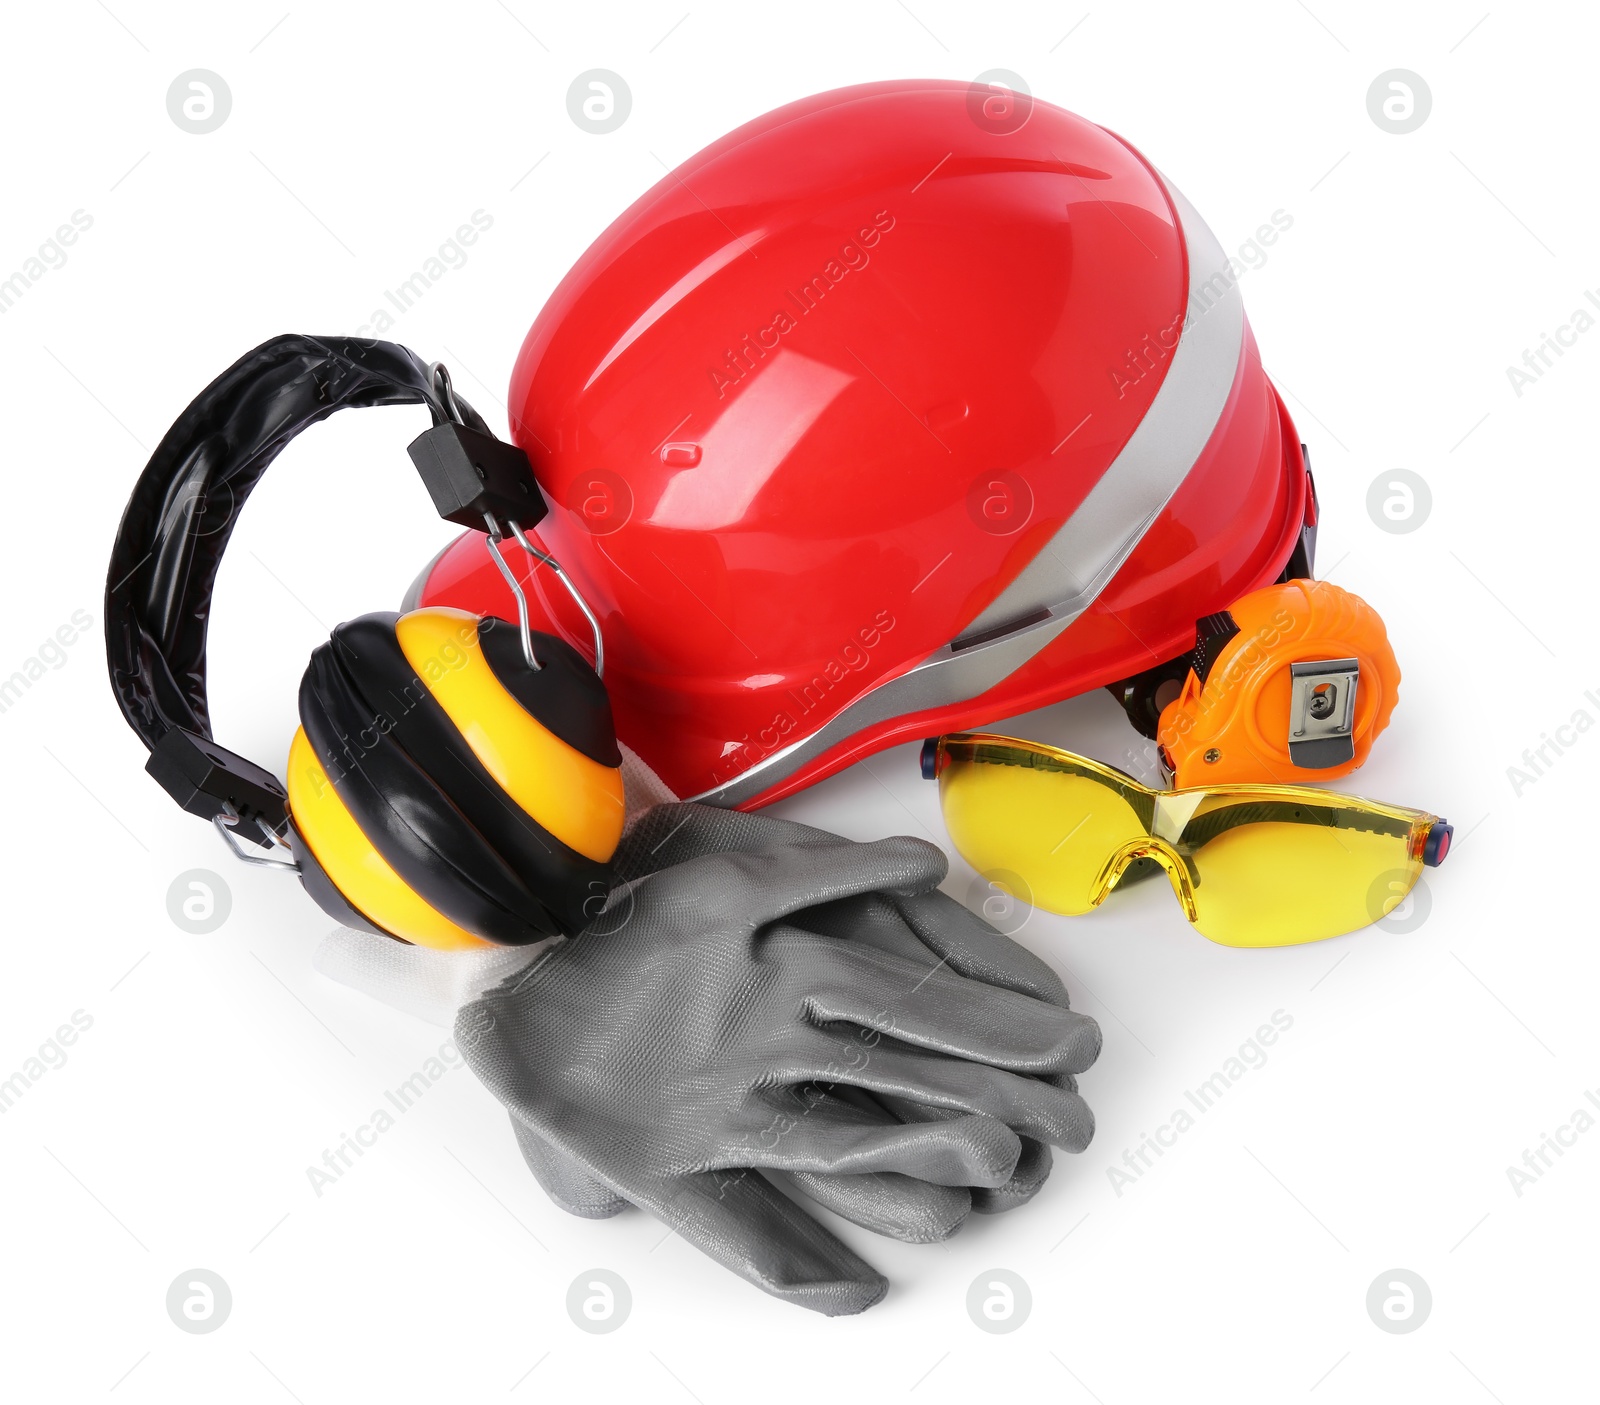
[431,361,466,426]
[506,518,606,680]
[481,512,607,680]
[413,359,604,677]
[482,513,540,672]
[214,802,300,871]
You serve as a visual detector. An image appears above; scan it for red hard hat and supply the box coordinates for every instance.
[410,80,1311,807]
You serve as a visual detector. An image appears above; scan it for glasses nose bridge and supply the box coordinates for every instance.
[1093,837,1200,922]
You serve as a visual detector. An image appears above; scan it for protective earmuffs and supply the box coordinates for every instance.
[105,334,623,950]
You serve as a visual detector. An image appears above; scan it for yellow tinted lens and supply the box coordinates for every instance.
[1176,793,1423,946]
[938,741,1149,915]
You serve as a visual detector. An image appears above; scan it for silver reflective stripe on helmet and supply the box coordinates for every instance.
[956,177,1245,643]
[689,175,1246,808]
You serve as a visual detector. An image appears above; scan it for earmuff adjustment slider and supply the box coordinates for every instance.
[146,726,289,846]
[407,420,549,533]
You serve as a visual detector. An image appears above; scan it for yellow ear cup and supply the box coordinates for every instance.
[394,608,625,863]
[285,726,493,950]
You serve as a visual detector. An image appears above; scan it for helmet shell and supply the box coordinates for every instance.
[417,81,1308,806]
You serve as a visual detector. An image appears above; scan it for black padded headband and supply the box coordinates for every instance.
[104,334,489,754]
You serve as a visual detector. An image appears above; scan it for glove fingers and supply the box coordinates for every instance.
[508,1113,628,1219]
[804,941,1102,1075]
[892,889,1072,1005]
[970,1138,1052,1214]
[782,1169,972,1244]
[800,1039,1096,1151]
[631,1169,888,1316]
[798,889,1072,1011]
[774,1083,1008,1235]
[744,1084,969,1239]
[788,893,1077,1214]
[722,1092,1022,1187]
[871,1091,1054,1215]
[790,892,933,963]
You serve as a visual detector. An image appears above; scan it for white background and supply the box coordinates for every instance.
[1,0,1595,1399]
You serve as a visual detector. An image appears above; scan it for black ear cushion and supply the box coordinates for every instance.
[331,613,610,932]
[476,617,621,766]
[298,641,559,945]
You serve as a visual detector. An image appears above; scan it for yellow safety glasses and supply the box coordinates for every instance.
[924,734,1451,948]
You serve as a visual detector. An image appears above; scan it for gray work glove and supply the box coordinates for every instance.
[507,804,1089,1241]
[456,804,1099,1315]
